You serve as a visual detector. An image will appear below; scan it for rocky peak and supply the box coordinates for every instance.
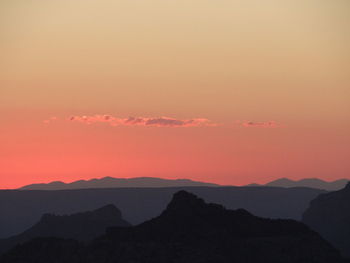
[91,204,122,218]
[164,190,226,215]
[166,190,206,209]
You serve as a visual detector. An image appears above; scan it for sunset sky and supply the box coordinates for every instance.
[1,0,349,189]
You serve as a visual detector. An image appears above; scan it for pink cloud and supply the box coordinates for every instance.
[66,115,216,127]
[44,115,281,129]
[43,116,58,124]
[239,121,280,128]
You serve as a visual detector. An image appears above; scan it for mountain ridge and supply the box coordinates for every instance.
[20,176,219,190]
[0,204,130,255]
[0,190,345,263]
[18,176,350,191]
[252,177,349,191]
[0,186,325,238]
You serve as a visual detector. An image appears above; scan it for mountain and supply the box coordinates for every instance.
[0,186,324,239]
[0,205,130,255]
[0,191,345,263]
[265,178,349,191]
[303,182,350,258]
[20,177,219,190]
[19,177,350,191]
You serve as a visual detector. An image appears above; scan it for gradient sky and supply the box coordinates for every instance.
[1,0,349,189]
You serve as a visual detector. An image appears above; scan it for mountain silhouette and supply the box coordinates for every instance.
[20,177,219,190]
[0,205,130,255]
[20,177,349,191]
[0,186,325,238]
[264,178,349,191]
[303,182,350,258]
[0,191,345,263]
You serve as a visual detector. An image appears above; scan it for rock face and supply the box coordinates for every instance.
[0,205,130,255]
[1,191,345,263]
[303,182,350,258]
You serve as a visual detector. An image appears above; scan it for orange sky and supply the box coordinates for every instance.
[1,0,349,189]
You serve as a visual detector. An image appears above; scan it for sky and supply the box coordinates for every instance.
[1,0,349,189]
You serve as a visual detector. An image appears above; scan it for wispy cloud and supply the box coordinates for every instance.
[239,121,280,128]
[44,115,282,129]
[67,115,217,127]
[43,117,58,124]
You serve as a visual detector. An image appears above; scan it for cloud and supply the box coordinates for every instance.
[66,115,216,127]
[43,116,58,124]
[44,115,280,129]
[239,121,280,128]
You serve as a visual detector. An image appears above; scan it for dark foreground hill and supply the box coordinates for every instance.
[0,191,345,263]
[0,186,325,238]
[303,182,350,258]
[20,177,218,190]
[0,205,130,255]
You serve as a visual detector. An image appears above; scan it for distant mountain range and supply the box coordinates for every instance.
[19,176,349,191]
[250,178,349,191]
[303,182,350,258]
[0,186,324,239]
[20,177,219,190]
[0,191,345,263]
[0,205,130,255]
